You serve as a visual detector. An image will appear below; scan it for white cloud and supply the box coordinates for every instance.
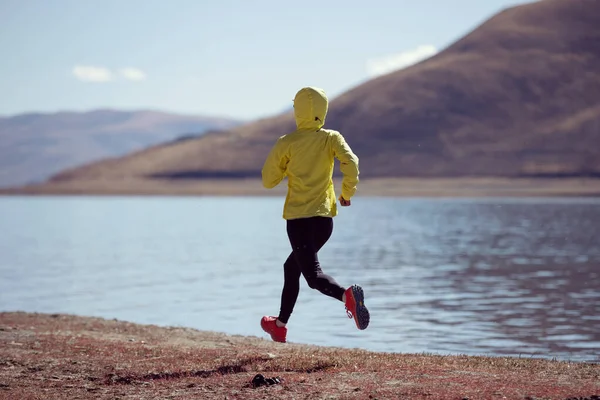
[72,65,147,83]
[119,67,147,81]
[72,65,113,82]
[366,45,438,77]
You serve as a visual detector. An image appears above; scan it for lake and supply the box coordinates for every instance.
[0,196,598,362]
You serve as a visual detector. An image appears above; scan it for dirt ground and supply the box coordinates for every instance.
[0,312,598,400]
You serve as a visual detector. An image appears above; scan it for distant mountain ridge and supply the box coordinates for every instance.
[7,0,600,194]
[0,109,240,187]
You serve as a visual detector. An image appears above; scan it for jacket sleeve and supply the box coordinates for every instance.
[331,131,359,200]
[261,137,289,189]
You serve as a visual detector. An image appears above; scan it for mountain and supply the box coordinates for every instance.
[0,109,240,187]
[6,0,600,194]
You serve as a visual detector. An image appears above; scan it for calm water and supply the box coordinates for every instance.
[1,196,599,362]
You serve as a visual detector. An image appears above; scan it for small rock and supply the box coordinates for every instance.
[251,374,281,388]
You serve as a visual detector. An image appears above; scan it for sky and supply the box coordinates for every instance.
[0,0,535,120]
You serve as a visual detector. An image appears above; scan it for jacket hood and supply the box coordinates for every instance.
[293,87,328,130]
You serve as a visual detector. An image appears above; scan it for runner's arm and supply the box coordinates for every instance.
[331,132,359,200]
[261,138,288,188]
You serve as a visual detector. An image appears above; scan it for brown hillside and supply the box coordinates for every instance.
[25,0,600,190]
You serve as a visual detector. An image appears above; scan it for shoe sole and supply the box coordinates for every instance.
[350,285,370,330]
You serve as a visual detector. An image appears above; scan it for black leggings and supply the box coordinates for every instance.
[277,216,346,324]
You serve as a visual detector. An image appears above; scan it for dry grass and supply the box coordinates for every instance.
[1,312,598,399]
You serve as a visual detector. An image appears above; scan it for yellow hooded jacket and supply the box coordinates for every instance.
[261,87,359,220]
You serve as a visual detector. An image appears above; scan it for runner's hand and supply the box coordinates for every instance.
[339,195,351,207]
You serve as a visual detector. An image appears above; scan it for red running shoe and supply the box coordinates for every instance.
[260,316,287,343]
[344,285,370,330]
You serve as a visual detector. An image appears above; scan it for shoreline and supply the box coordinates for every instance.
[1,311,598,399]
[2,177,600,198]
